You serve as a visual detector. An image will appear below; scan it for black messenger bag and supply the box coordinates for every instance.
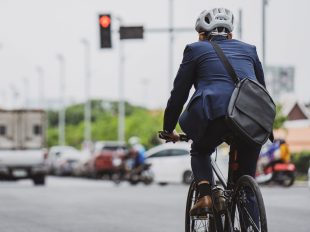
[210,41,276,146]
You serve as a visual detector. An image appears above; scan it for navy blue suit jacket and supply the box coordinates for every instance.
[163,36,266,142]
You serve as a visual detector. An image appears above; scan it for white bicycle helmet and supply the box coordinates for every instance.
[128,136,140,146]
[195,8,234,33]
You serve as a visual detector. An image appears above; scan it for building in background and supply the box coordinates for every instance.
[275,101,310,152]
[265,66,295,102]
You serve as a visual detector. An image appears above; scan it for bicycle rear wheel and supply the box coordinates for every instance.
[185,180,216,232]
[230,175,267,232]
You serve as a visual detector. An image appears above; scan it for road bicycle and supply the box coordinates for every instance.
[159,132,268,232]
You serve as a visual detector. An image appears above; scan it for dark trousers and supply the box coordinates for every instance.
[190,117,261,184]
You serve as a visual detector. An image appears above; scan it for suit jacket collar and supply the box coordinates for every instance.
[210,35,228,41]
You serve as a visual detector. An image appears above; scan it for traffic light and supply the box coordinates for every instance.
[99,14,112,48]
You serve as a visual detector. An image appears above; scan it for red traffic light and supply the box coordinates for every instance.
[99,15,111,28]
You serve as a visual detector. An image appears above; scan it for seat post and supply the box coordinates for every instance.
[227,143,239,189]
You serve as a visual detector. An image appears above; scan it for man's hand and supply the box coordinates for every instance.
[159,130,180,143]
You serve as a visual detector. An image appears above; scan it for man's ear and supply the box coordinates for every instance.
[228,33,233,40]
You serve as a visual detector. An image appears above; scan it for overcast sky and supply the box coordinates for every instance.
[0,0,309,109]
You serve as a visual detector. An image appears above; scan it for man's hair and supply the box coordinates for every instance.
[206,27,230,40]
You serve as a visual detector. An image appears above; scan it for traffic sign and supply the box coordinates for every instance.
[120,26,144,40]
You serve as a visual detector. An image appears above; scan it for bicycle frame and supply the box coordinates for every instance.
[210,145,237,191]
[209,147,238,231]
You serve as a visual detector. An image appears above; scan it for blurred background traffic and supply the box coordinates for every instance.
[0,0,309,186]
[0,0,310,231]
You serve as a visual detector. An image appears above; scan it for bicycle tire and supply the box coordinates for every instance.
[230,175,268,232]
[185,180,216,232]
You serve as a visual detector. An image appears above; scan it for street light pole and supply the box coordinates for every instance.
[238,9,243,40]
[141,78,150,108]
[10,84,19,109]
[36,66,48,147]
[168,0,175,94]
[36,66,45,108]
[57,54,66,145]
[262,0,268,69]
[23,77,29,109]
[81,38,92,144]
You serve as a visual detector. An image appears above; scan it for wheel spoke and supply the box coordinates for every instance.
[239,205,260,232]
[230,176,267,232]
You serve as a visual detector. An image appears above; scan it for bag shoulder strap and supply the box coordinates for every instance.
[210,41,274,143]
[209,41,240,83]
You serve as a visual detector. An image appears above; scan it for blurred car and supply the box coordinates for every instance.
[47,146,82,176]
[72,150,92,177]
[146,142,192,185]
[86,141,127,179]
[146,142,228,185]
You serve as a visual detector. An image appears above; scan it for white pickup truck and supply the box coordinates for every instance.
[0,109,47,185]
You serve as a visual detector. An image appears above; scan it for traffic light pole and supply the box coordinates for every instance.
[116,16,125,143]
[118,41,125,143]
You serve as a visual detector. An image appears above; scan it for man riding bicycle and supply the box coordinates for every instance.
[160,8,266,216]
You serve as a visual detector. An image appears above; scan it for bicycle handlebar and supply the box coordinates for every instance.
[179,134,190,142]
[158,131,190,142]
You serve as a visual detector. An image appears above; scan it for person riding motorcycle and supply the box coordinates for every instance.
[128,136,146,171]
[160,8,266,216]
[278,139,290,163]
[261,139,291,172]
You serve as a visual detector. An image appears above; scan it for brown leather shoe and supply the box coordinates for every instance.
[190,195,213,216]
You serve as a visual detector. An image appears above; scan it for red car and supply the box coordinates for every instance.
[86,141,127,179]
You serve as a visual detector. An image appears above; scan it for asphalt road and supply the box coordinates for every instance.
[0,177,309,232]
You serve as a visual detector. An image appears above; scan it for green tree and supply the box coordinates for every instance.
[126,109,163,148]
[46,100,163,148]
[273,104,287,129]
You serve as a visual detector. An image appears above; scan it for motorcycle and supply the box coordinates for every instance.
[112,163,154,185]
[256,161,296,187]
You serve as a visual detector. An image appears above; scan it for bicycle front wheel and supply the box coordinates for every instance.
[185,180,216,232]
[230,175,268,232]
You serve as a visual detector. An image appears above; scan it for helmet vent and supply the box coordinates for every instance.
[205,14,210,24]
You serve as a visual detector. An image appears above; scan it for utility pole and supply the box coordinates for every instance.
[81,38,92,144]
[57,54,66,145]
[145,1,191,97]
